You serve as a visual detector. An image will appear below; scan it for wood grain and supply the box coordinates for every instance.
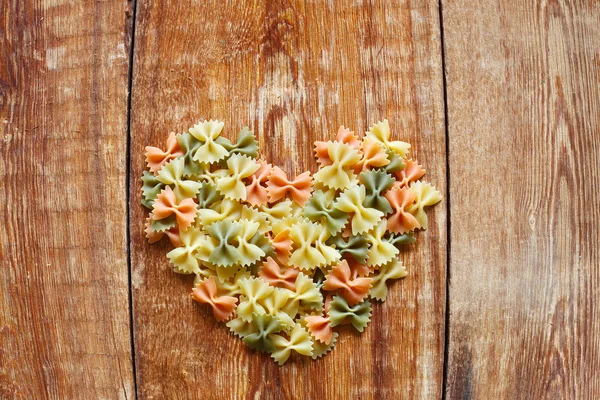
[443,0,600,398]
[129,0,447,398]
[0,0,134,398]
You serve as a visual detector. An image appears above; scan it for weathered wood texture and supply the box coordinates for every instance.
[129,0,446,398]
[0,0,134,398]
[443,1,600,398]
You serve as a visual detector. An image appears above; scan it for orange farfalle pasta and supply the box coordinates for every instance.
[304,315,334,345]
[347,259,375,279]
[192,277,238,322]
[384,187,420,234]
[354,138,390,173]
[323,260,372,305]
[245,160,272,206]
[152,186,198,230]
[258,257,299,291]
[266,166,313,206]
[145,132,184,175]
[395,158,426,188]
[272,229,293,263]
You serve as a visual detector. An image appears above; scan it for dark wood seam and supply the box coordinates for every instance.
[438,0,452,399]
[126,0,139,398]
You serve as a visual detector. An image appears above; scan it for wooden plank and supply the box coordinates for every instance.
[443,1,600,398]
[0,0,134,398]
[130,0,447,398]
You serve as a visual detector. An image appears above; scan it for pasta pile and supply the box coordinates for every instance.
[141,119,441,364]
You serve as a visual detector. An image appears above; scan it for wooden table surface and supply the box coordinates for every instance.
[1,1,599,399]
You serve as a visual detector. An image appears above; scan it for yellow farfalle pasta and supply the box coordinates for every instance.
[156,157,202,201]
[370,258,408,301]
[236,277,274,321]
[334,185,384,235]
[141,119,440,364]
[270,323,314,365]
[366,119,411,159]
[313,141,361,190]
[364,219,399,267]
[166,226,211,274]
[189,120,229,163]
[406,181,443,230]
[216,154,261,200]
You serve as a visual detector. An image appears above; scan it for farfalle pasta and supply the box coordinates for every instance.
[140,119,441,364]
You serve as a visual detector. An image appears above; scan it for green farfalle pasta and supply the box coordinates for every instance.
[216,127,259,158]
[327,234,371,264]
[196,182,224,209]
[141,170,164,209]
[382,147,406,174]
[141,119,441,364]
[175,132,205,177]
[360,169,395,214]
[386,232,416,247]
[302,190,349,235]
[328,296,372,332]
[205,220,244,267]
[242,313,286,353]
[149,214,178,233]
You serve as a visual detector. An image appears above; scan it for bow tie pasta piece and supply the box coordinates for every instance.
[313,142,361,190]
[360,169,395,214]
[215,154,261,200]
[189,120,229,163]
[140,119,442,364]
[327,296,372,332]
[258,257,300,291]
[288,220,339,271]
[266,166,314,206]
[242,313,286,353]
[406,181,442,230]
[236,277,275,321]
[196,182,224,209]
[145,131,184,175]
[323,260,372,306]
[314,126,362,166]
[395,158,426,188]
[152,186,198,231]
[326,234,371,264]
[141,171,164,209]
[303,315,334,345]
[311,331,338,360]
[386,232,416,248]
[145,215,181,246]
[157,157,202,200]
[205,220,245,267]
[354,138,390,173]
[334,185,384,235]
[364,220,399,267]
[166,226,212,274]
[215,127,259,159]
[369,258,408,301]
[384,186,421,234]
[270,324,314,365]
[244,160,272,206]
[192,277,238,322]
[196,198,242,227]
[366,119,410,159]
[302,190,349,235]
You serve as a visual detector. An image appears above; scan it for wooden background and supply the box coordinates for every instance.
[1,0,598,399]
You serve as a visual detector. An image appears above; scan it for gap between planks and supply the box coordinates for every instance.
[126,0,139,398]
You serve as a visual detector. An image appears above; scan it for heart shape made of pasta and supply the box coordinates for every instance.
[141,119,441,364]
